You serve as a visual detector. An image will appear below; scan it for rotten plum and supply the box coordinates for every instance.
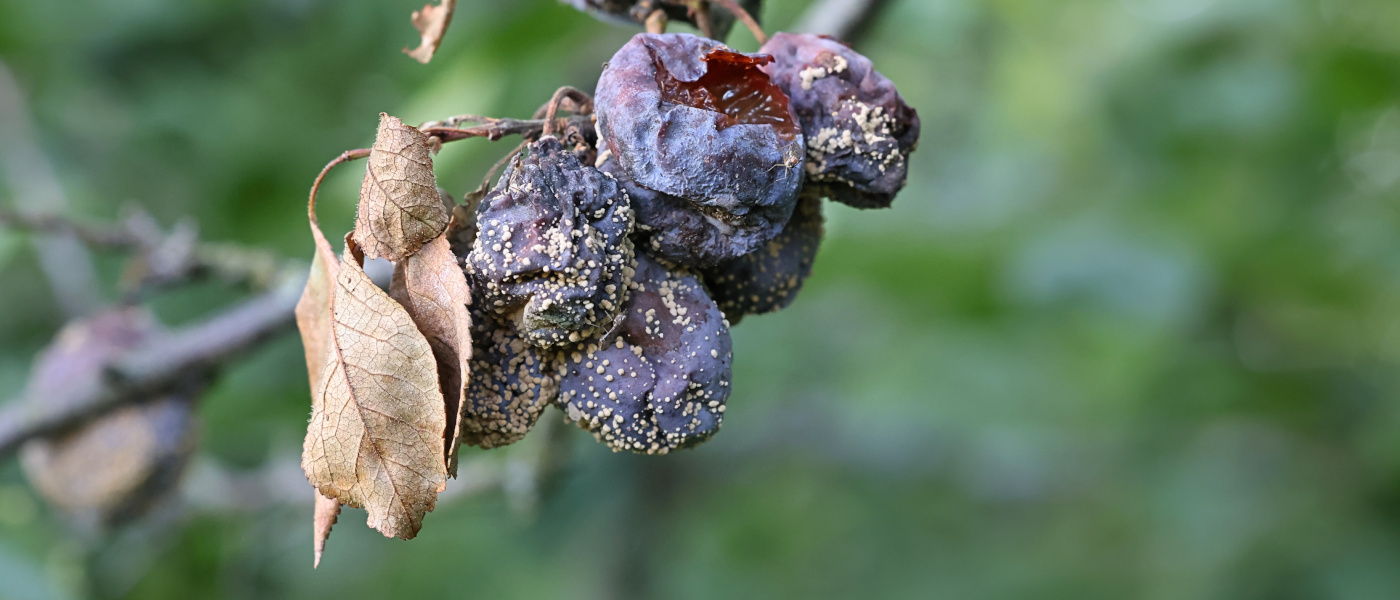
[17,309,197,528]
[595,33,804,266]
[459,306,560,449]
[555,253,732,454]
[598,156,791,268]
[702,191,823,322]
[467,135,635,348]
[759,32,920,209]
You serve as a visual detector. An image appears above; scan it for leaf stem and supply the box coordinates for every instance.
[308,148,371,235]
[709,0,765,44]
[541,87,594,137]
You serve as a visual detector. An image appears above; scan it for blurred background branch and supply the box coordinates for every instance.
[0,272,302,460]
[0,61,101,318]
[793,0,892,42]
[795,0,890,42]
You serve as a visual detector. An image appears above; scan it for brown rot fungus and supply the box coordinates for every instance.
[466,135,635,348]
[459,305,561,449]
[595,33,804,267]
[555,252,732,454]
[759,32,920,209]
[702,191,823,323]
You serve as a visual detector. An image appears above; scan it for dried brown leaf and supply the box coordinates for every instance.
[354,114,448,262]
[389,233,472,476]
[302,234,448,540]
[298,153,355,565]
[295,217,339,396]
[312,491,340,568]
[403,0,457,64]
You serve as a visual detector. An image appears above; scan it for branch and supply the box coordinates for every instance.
[0,206,284,292]
[0,206,137,247]
[420,114,594,144]
[0,268,305,460]
[0,61,102,317]
[793,0,893,43]
[708,0,766,44]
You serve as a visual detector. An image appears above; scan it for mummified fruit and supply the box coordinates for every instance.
[702,191,823,322]
[18,309,196,529]
[759,32,920,209]
[596,33,803,266]
[597,156,788,269]
[556,253,732,454]
[23,398,195,529]
[459,306,560,449]
[467,135,634,348]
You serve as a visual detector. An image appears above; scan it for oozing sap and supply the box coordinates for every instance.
[654,49,800,140]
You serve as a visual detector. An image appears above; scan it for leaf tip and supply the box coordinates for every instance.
[312,491,340,569]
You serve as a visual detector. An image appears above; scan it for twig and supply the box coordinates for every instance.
[0,61,102,317]
[0,206,284,292]
[419,114,495,129]
[0,268,306,460]
[793,0,893,43]
[420,114,593,144]
[309,148,371,229]
[0,207,138,248]
[690,1,714,39]
[541,87,594,137]
[708,0,765,44]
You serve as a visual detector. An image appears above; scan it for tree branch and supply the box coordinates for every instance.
[0,268,305,460]
[0,61,102,317]
[707,0,766,44]
[420,114,594,144]
[0,206,284,292]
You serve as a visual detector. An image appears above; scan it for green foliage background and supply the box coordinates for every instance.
[2,0,1400,598]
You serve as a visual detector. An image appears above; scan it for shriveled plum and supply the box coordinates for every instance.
[759,32,920,209]
[702,191,823,322]
[598,156,791,268]
[459,306,560,449]
[17,309,197,528]
[555,253,732,454]
[595,33,804,266]
[467,135,635,348]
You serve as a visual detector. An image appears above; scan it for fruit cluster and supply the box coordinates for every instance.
[295,6,919,554]
[456,31,920,454]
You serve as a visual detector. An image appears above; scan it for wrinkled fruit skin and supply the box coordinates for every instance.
[702,192,823,322]
[467,136,635,348]
[598,156,791,269]
[460,306,560,449]
[759,33,920,209]
[556,253,732,454]
[596,33,804,266]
